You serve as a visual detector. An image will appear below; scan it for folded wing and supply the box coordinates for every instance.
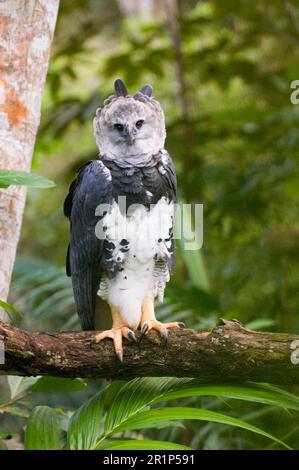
[64,160,112,330]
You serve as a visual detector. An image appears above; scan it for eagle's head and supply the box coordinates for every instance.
[93,79,166,162]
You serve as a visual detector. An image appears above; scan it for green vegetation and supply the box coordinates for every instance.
[0,170,55,189]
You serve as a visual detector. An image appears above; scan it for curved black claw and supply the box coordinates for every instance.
[140,323,149,342]
[128,331,138,343]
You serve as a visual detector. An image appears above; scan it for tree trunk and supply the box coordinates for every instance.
[0,0,59,320]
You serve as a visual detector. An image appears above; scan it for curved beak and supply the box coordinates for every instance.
[125,125,136,145]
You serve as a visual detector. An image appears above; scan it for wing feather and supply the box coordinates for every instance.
[157,151,177,274]
[160,151,177,202]
[64,160,112,330]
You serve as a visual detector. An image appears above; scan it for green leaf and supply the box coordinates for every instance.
[153,382,299,412]
[67,389,105,450]
[0,405,29,418]
[0,300,23,323]
[104,380,127,406]
[0,170,56,189]
[104,377,191,435]
[98,439,192,450]
[134,419,185,431]
[7,376,40,400]
[99,379,296,450]
[104,377,299,440]
[108,407,291,450]
[32,377,86,394]
[24,406,61,450]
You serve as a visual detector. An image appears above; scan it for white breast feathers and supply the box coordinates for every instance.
[97,197,174,329]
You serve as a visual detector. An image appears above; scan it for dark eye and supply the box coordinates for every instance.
[114,123,124,131]
[136,119,144,129]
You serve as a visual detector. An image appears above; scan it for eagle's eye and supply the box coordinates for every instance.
[114,123,124,131]
[136,119,144,129]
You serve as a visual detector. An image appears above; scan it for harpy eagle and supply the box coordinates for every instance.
[64,79,183,360]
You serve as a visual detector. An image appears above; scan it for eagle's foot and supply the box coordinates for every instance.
[140,319,184,342]
[95,306,138,361]
[95,325,137,362]
[140,296,184,343]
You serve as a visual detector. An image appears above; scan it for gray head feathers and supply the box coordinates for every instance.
[93,79,166,161]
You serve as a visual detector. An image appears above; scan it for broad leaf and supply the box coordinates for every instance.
[24,406,61,450]
[104,377,191,434]
[0,170,56,189]
[104,380,127,406]
[108,407,291,450]
[67,389,105,450]
[104,377,299,438]
[153,382,299,412]
[32,377,86,394]
[7,376,40,400]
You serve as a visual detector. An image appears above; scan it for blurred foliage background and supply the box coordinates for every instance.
[1,0,299,450]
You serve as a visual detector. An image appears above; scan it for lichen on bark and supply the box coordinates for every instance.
[0,1,59,319]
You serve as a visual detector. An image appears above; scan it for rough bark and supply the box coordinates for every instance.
[0,0,59,320]
[1,319,299,384]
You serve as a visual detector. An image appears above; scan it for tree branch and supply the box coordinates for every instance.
[0,319,298,384]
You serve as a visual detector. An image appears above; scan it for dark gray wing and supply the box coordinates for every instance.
[158,151,177,202]
[156,151,177,274]
[64,160,112,330]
